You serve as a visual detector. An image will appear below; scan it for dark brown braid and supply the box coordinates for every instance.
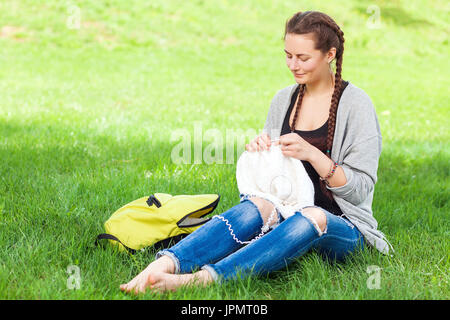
[284,11,345,201]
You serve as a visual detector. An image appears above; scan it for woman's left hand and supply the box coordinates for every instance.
[272,133,317,162]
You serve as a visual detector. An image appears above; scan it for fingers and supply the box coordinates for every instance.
[260,133,271,146]
[245,140,258,152]
[246,133,272,152]
[244,132,297,152]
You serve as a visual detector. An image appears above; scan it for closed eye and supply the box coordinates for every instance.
[286,55,309,62]
[284,49,311,61]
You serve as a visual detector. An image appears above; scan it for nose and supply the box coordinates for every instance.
[287,57,300,72]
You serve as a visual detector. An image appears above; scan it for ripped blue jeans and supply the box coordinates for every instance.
[156,198,365,282]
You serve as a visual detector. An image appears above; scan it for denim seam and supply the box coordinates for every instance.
[339,214,356,229]
[302,206,357,231]
[316,233,363,245]
[317,234,366,255]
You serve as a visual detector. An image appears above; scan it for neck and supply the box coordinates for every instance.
[304,71,336,97]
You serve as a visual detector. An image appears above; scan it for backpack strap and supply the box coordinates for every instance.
[95,233,192,254]
[146,194,161,208]
[95,233,137,255]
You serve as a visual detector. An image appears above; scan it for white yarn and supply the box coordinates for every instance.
[236,143,315,219]
[214,144,315,245]
[212,206,277,245]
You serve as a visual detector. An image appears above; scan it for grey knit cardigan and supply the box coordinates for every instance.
[262,81,394,255]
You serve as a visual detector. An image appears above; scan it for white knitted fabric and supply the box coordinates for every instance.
[236,144,315,219]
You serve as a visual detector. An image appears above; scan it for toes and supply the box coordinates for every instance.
[138,281,148,294]
[149,282,165,294]
[121,272,169,295]
[122,283,132,292]
[148,273,167,293]
[121,280,137,294]
[148,274,158,286]
[125,282,136,293]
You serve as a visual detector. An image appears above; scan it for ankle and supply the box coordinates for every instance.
[159,255,176,274]
[196,270,213,285]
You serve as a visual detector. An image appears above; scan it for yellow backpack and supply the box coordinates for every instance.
[95,193,220,254]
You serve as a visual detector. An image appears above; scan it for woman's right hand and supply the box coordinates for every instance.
[245,133,271,152]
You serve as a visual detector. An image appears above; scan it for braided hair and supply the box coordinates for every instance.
[284,11,345,201]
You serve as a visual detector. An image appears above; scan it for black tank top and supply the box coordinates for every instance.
[280,81,349,216]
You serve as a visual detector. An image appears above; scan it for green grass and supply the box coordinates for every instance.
[0,0,448,299]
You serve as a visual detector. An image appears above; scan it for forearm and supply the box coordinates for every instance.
[308,147,347,188]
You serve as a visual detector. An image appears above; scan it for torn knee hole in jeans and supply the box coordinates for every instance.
[247,196,280,229]
[301,210,327,237]
[260,206,280,232]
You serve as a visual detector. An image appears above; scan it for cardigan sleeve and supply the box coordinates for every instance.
[326,135,382,206]
[325,88,383,206]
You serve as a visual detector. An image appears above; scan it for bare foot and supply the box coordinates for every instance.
[120,255,175,294]
[149,270,213,293]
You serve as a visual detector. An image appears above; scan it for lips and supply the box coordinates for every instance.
[295,73,306,76]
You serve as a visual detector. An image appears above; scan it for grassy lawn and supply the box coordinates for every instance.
[0,0,448,299]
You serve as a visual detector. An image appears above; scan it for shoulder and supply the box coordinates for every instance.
[341,82,376,115]
[265,83,298,121]
[272,82,375,111]
[270,83,298,104]
[263,84,298,134]
[340,82,382,142]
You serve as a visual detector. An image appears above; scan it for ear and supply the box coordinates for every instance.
[327,47,337,63]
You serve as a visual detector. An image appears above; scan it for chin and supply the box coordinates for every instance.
[295,78,307,84]
[293,74,308,84]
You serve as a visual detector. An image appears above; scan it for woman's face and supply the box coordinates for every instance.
[284,33,334,84]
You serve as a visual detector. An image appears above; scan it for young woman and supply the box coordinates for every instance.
[120,10,393,294]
